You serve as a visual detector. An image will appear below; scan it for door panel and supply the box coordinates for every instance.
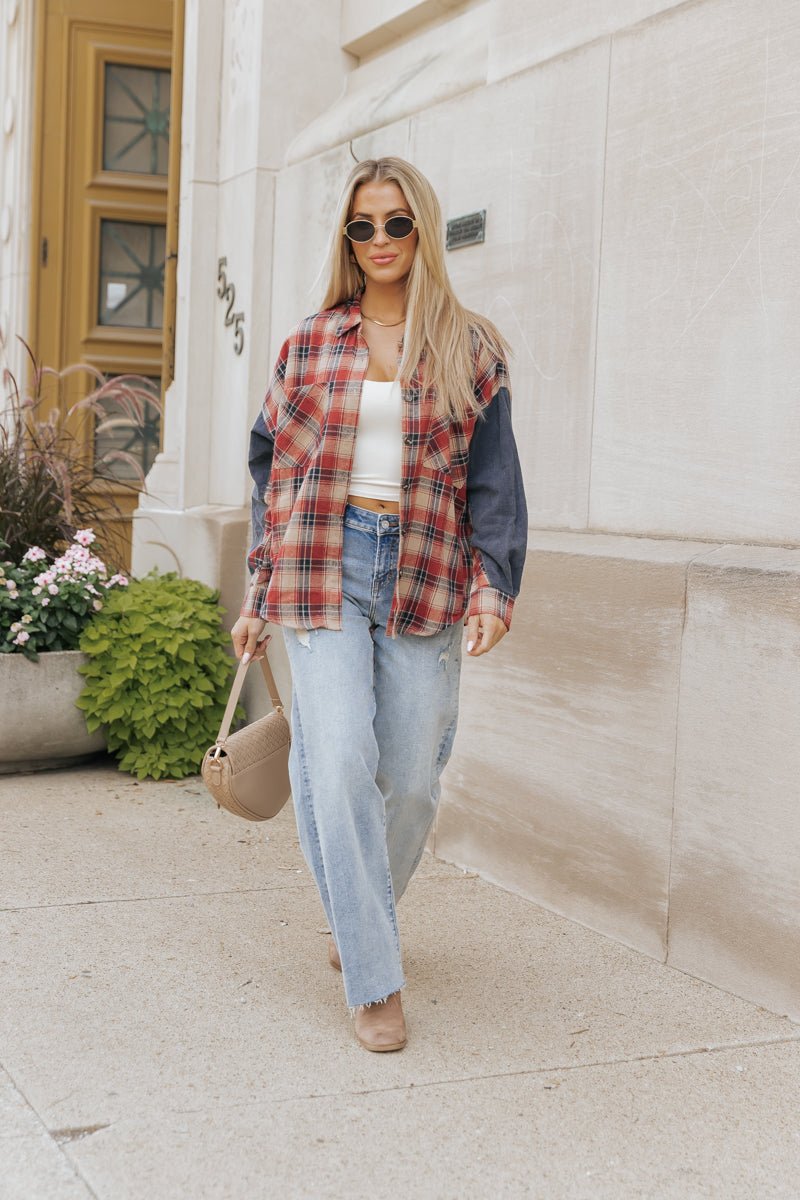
[32,1,173,569]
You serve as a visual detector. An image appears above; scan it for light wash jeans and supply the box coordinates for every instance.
[281,502,463,1009]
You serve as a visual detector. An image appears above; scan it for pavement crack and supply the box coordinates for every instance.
[0,1064,102,1198]
[0,882,313,913]
[164,1032,800,1115]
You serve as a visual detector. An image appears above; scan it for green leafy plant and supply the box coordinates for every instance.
[77,572,241,780]
[0,529,128,661]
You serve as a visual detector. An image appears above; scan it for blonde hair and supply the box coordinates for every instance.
[321,157,510,422]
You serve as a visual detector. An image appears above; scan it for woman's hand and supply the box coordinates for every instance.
[465,613,508,657]
[231,616,268,662]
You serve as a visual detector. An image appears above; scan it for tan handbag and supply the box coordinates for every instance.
[201,638,291,821]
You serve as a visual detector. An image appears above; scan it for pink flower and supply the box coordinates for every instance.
[4,579,17,591]
[22,546,47,563]
[47,583,59,595]
[32,585,42,596]
[108,573,129,587]
[41,597,50,607]
[74,529,96,547]
[13,630,30,645]
[35,570,55,587]
[93,599,103,611]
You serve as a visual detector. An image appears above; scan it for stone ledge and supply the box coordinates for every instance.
[341,0,476,58]
[287,4,489,164]
[526,529,800,571]
[131,503,250,628]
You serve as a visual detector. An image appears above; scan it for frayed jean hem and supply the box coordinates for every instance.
[347,975,406,1017]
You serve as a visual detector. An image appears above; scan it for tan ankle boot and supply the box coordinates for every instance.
[354,991,407,1052]
[328,936,342,972]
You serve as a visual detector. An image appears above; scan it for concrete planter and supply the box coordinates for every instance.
[0,650,105,774]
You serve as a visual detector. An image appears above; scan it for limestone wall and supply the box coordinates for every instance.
[139,0,800,1019]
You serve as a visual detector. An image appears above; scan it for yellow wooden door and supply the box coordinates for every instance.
[31,0,174,569]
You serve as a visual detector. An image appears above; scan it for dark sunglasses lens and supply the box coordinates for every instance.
[345,220,375,242]
[385,216,415,239]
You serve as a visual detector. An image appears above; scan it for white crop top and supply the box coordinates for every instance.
[348,379,403,503]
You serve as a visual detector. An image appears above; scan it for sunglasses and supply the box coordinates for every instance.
[343,216,417,243]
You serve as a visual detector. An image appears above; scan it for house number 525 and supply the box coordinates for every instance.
[216,257,245,355]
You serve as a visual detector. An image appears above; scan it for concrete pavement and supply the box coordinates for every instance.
[1,761,798,1199]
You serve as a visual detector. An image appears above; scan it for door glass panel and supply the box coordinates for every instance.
[103,63,170,175]
[98,219,165,328]
[94,376,162,481]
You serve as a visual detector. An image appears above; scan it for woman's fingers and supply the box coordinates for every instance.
[231,617,267,661]
[242,620,268,662]
[231,620,247,659]
[466,614,508,657]
[466,614,481,653]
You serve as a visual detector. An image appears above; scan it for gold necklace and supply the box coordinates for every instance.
[362,312,406,328]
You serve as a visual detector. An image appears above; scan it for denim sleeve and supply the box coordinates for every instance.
[466,385,528,607]
[248,408,274,559]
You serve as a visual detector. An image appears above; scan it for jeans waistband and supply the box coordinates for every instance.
[343,502,400,534]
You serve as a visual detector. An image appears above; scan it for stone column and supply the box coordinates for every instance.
[0,0,36,389]
[132,0,350,626]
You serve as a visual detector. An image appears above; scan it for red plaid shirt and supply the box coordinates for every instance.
[242,297,524,636]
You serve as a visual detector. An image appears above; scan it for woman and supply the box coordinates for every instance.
[230,157,527,1053]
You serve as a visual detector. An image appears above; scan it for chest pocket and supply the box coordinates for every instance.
[273,383,328,468]
[422,415,470,490]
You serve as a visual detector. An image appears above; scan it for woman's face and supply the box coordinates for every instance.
[347,179,419,288]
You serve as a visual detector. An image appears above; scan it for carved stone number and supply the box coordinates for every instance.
[217,257,245,355]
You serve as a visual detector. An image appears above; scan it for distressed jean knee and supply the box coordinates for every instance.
[293,627,312,649]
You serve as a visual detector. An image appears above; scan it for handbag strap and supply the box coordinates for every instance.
[215,636,285,745]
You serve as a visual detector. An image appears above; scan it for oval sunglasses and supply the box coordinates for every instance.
[343,216,417,243]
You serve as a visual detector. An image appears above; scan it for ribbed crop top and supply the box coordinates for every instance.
[348,379,403,503]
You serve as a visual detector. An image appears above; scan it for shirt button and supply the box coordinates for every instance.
[402,480,411,491]
[403,435,413,445]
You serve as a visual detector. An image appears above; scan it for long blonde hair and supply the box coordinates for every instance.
[321,157,510,422]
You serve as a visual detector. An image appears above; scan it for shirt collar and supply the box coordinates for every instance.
[335,295,363,337]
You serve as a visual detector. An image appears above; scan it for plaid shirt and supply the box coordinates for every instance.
[241,297,527,637]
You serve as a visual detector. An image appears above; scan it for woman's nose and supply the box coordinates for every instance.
[373,225,390,246]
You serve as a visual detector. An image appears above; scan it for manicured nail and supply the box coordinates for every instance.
[467,640,474,652]
[242,651,251,664]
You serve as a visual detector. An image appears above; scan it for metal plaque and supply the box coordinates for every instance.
[446,210,486,251]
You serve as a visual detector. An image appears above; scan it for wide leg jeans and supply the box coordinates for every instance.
[281,502,463,1009]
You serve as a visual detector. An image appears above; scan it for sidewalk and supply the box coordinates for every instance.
[1,761,798,1200]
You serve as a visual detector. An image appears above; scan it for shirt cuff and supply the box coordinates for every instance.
[240,570,269,619]
[467,585,515,629]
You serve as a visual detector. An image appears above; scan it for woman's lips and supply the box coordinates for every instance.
[370,255,397,265]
